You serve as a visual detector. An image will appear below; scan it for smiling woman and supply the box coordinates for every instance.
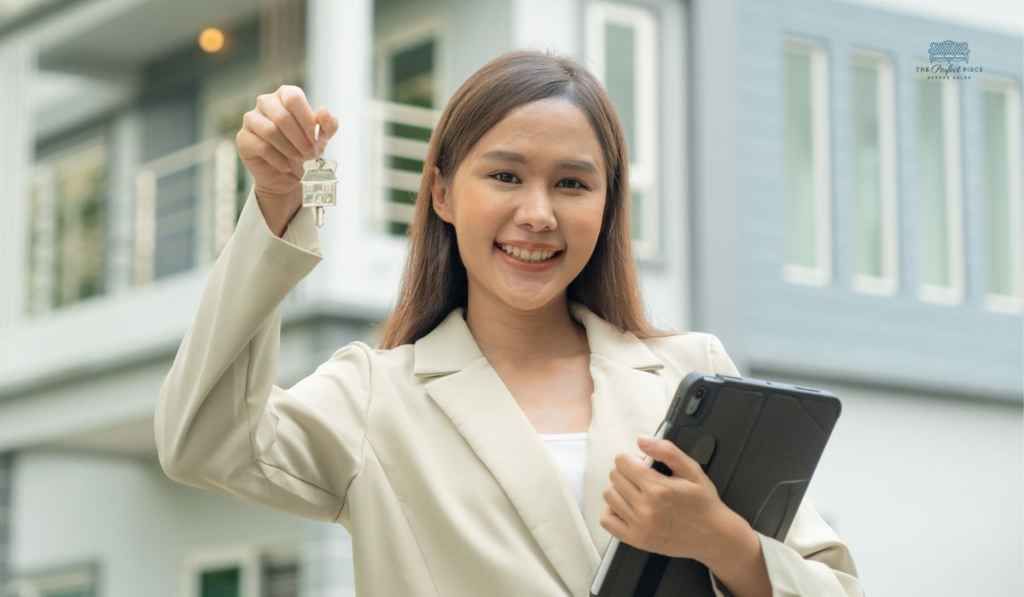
[378,50,667,351]
[156,49,862,597]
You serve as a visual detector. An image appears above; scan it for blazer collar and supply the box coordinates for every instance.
[413,301,664,376]
[412,301,668,596]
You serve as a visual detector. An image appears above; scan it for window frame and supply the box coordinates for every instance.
[6,561,99,597]
[782,38,833,287]
[585,1,660,260]
[916,77,965,305]
[980,77,1022,313]
[850,49,899,296]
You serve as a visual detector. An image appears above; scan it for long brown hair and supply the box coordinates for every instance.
[377,50,675,348]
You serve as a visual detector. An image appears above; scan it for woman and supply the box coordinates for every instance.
[155,50,862,597]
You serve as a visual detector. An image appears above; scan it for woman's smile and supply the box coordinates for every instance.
[494,241,565,272]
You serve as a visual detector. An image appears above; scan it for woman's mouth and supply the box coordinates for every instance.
[494,242,564,271]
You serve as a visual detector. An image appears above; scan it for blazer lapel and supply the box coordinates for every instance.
[413,302,670,596]
[567,303,672,559]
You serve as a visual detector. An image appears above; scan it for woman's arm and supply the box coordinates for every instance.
[154,188,372,525]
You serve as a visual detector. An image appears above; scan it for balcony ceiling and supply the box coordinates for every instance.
[47,416,157,459]
[39,0,260,74]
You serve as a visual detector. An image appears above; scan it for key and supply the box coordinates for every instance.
[300,124,338,228]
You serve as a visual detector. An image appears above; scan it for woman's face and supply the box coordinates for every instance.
[432,98,607,312]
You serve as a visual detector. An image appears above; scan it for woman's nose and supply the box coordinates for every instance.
[513,186,557,231]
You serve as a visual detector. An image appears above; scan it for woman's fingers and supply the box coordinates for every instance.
[278,85,318,146]
[255,91,316,160]
[244,109,302,164]
[603,484,638,525]
[609,467,644,505]
[313,107,339,155]
[236,128,298,175]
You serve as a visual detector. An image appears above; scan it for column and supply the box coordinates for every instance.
[511,0,580,58]
[0,42,34,328]
[304,0,374,303]
[107,111,142,293]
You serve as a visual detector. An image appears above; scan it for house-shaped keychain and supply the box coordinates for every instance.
[301,157,338,228]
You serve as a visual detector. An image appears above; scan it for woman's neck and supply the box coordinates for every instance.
[463,293,588,366]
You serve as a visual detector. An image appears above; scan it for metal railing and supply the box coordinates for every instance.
[133,138,239,285]
[368,100,441,230]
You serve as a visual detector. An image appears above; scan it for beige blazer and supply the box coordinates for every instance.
[155,190,863,597]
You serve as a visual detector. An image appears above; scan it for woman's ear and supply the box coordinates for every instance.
[431,166,454,224]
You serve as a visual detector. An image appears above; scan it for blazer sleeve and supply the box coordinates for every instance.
[704,335,864,597]
[154,187,372,524]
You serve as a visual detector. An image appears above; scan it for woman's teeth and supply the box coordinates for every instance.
[498,243,559,262]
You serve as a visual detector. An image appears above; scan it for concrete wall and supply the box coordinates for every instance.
[773,377,1024,595]
[9,451,313,597]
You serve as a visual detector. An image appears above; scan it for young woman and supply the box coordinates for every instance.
[155,51,862,597]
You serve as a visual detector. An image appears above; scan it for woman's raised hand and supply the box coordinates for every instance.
[236,85,339,235]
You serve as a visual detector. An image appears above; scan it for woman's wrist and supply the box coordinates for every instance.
[699,507,772,597]
[255,187,302,237]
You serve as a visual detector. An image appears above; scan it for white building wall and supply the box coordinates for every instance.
[789,382,1023,596]
[10,452,313,597]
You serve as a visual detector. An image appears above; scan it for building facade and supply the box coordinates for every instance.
[0,0,1020,596]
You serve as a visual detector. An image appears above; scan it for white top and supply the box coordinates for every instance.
[539,431,588,511]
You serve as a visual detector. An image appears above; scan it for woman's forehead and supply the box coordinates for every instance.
[468,99,605,169]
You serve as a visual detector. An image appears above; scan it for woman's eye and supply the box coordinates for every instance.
[558,179,588,191]
[490,172,588,190]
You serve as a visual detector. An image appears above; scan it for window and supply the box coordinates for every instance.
[851,51,898,294]
[981,79,1022,312]
[916,77,964,304]
[586,2,659,258]
[373,23,441,237]
[184,545,300,597]
[27,138,109,317]
[783,39,832,286]
[6,562,98,597]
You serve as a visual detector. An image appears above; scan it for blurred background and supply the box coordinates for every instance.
[0,0,1020,595]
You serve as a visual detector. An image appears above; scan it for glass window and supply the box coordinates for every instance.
[982,80,1022,310]
[586,2,659,258]
[27,139,109,315]
[783,40,831,285]
[263,560,300,597]
[200,566,241,597]
[851,52,897,293]
[916,78,963,303]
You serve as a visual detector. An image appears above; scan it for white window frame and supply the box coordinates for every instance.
[981,77,1022,313]
[586,1,660,260]
[6,562,97,597]
[374,18,443,109]
[918,78,965,305]
[851,50,899,296]
[782,38,833,287]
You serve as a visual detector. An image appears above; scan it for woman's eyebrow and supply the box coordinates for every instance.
[480,149,598,174]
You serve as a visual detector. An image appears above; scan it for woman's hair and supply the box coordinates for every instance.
[377,49,676,349]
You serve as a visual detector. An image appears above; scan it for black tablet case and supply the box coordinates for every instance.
[590,372,842,597]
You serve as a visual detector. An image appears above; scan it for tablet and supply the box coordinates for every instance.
[590,372,842,597]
